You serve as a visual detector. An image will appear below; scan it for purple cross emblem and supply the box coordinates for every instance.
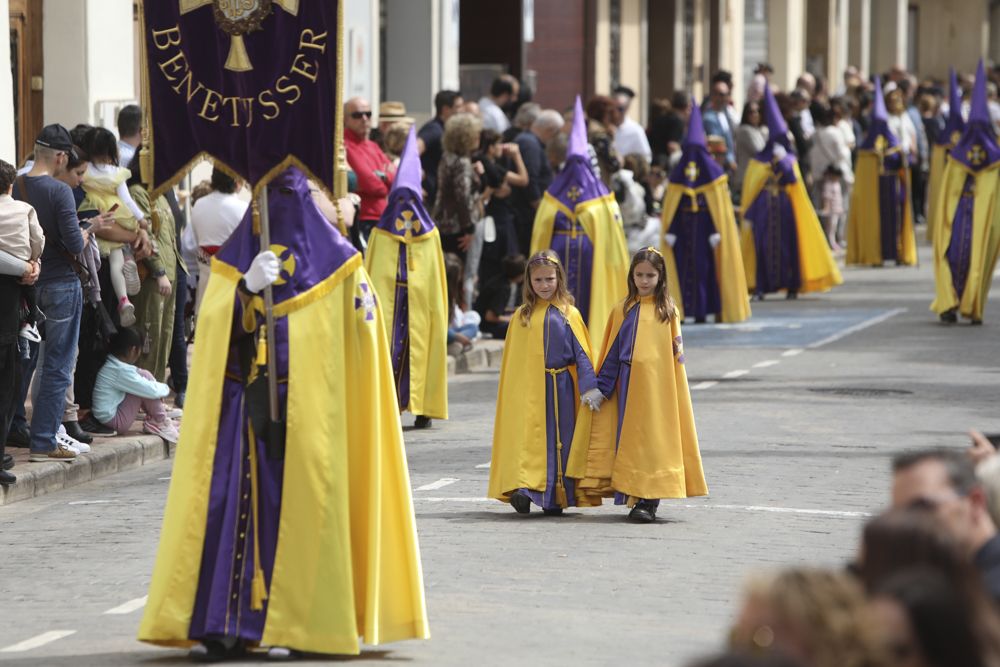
[355,282,377,321]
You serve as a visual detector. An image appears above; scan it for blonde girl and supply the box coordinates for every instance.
[488,250,598,515]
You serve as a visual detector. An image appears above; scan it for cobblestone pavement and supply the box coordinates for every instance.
[2,244,998,666]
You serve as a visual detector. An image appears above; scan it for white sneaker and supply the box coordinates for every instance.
[56,426,90,454]
[144,419,180,443]
[19,323,41,342]
[164,407,183,420]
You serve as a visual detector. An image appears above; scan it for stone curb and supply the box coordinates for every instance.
[1,340,506,507]
[0,436,174,507]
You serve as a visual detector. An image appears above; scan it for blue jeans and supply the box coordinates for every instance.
[27,280,82,453]
[448,323,479,343]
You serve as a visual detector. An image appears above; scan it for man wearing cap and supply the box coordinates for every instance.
[11,125,88,461]
[345,96,396,251]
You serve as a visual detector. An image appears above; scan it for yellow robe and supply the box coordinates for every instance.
[138,255,429,654]
[365,226,449,419]
[931,161,1000,320]
[740,159,843,293]
[926,143,952,243]
[488,302,593,502]
[531,192,630,342]
[660,176,751,322]
[568,297,708,504]
[846,152,918,266]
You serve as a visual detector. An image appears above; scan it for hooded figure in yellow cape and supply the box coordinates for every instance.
[740,85,843,298]
[488,251,598,514]
[365,127,449,426]
[846,76,918,266]
[660,102,750,323]
[926,68,966,244]
[138,168,428,658]
[530,95,629,343]
[932,61,1000,325]
[567,248,707,523]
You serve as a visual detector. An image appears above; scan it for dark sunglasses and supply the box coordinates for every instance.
[350,111,373,119]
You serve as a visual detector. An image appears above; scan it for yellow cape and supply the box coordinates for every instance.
[568,297,707,504]
[660,176,751,322]
[926,143,952,243]
[931,161,1000,320]
[739,159,843,293]
[488,302,593,502]
[530,192,630,342]
[138,256,429,654]
[365,226,449,419]
[846,152,918,266]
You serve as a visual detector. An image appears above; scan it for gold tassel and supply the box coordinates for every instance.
[547,367,570,509]
[246,420,268,611]
[225,35,253,72]
[690,192,699,213]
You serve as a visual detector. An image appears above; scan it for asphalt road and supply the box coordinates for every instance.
[2,244,998,666]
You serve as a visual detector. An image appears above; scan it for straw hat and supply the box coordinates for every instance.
[379,101,415,125]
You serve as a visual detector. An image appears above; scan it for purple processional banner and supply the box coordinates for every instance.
[140,0,338,197]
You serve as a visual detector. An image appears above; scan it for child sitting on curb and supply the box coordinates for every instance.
[92,327,180,442]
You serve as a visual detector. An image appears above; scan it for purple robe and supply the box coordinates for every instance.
[879,152,907,263]
[947,175,976,298]
[187,168,359,643]
[390,247,411,408]
[518,306,596,510]
[550,211,595,322]
[595,303,660,508]
[668,194,721,320]
[744,158,801,295]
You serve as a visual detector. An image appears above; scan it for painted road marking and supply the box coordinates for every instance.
[1,631,77,652]
[415,497,869,517]
[722,369,749,379]
[782,348,804,357]
[475,463,491,469]
[416,478,460,491]
[103,596,148,615]
[690,381,718,391]
[808,308,906,349]
[68,500,117,506]
[752,360,780,368]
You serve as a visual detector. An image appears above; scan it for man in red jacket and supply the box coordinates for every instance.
[345,96,396,251]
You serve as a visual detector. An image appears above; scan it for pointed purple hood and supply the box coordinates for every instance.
[950,59,1000,171]
[668,102,724,187]
[754,84,793,161]
[567,95,589,159]
[545,95,609,209]
[860,76,899,151]
[939,67,966,147]
[376,125,436,237]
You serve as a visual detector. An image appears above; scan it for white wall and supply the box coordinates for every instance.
[345,0,378,106]
[0,0,16,160]
[44,0,136,130]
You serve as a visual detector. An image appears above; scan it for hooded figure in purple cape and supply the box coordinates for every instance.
[847,76,918,266]
[660,103,750,323]
[932,60,1000,324]
[365,127,449,427]
[740,85,843,298]
[139,168,428,658]
[927,68,967,243]
[530,96,630,342]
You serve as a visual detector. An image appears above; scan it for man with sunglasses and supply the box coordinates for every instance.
[344,97,395,252]
[891,449,1000,601]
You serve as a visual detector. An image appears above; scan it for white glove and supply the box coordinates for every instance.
[664,233,677,248]
[581,388,604,411]
[709,233,721,248]
[243,250,281,293]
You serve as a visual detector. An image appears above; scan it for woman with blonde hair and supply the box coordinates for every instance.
[730,568,887,667]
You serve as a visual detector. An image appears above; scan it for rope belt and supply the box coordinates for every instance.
[545,366,570,508]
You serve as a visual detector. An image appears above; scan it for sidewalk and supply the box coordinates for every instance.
[0,338,506,507]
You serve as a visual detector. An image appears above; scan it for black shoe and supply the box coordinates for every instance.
[627,501,657,524]
[3,453,12,470]
[694,316,706,324]
[971,318,983,326]
[413,415,432,429]
[189,638,246,663]
[940,309,958,324]
[62,421,93,444]
[509,491,531,514]
[0,470,15,485]
[6,424,29,448]
[175,391,186,409]
[79,415,117,437]
[785,290,798,300]
[542,507,564,516]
